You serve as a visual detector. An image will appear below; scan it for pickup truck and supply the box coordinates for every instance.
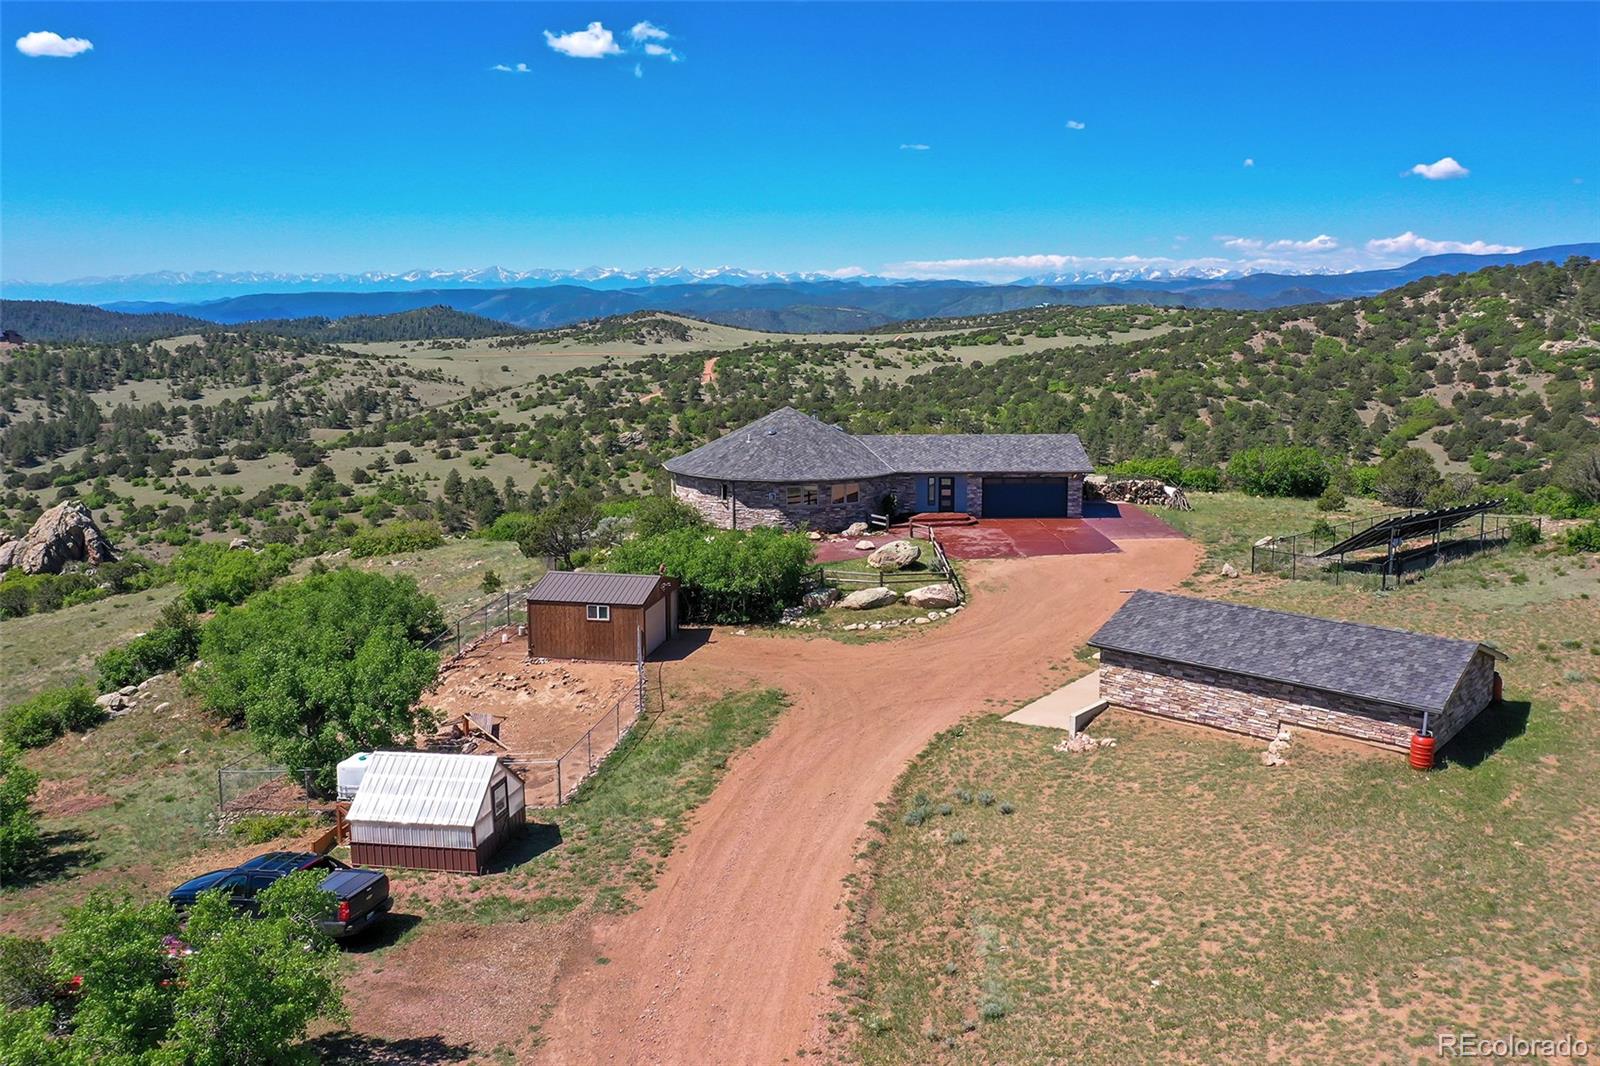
[168,850,391,940]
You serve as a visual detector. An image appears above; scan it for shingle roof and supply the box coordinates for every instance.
[664,407,1093,480]
[1087,590,1501,714]
[663,407,890,481]
[859,433,1092,475]
[346,751,499,829]
[527,570,664,606]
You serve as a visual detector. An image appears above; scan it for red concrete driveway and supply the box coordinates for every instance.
[813,503,1182,562]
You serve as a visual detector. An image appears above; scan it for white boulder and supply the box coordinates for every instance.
[905,583,960,609]
[867,540,921,571]
[838,587,899,610]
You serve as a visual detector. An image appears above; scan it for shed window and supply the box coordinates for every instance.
[719,482,731,501]
[831,482,861,504]
[586,604,611,622]
[786,485,819,505]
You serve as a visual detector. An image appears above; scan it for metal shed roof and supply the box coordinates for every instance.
[1088,590,1502,714]
[527,570,664,606]
[345,751,501,829]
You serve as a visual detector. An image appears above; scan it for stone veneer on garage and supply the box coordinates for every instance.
[1098,646,1498,750]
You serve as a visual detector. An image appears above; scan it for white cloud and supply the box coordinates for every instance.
[491,62,531,74]
[1365,232,1521,257]
[1065,119,1086,130]
[1218,234,1340,254]
[899,143,931,151]
[16,30,93,58]
[1408,156,1469,180]
[544,21,621,59]
[1243,158,1254,168]
[644,42,680,61]
[630,21,670,42]
[634,62,643,79]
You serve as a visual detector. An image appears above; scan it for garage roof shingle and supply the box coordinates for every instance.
[1088,590,1501,714]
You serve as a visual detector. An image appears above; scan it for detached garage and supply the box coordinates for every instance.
[526,571,679,662]
[347,751,526,874]
[1088,590,1505,751]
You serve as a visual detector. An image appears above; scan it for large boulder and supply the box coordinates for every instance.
[0,501,117,575]
[866,539,921,572]
[905,583,960,609]
[841,521,870,538]
[838,587,899,610]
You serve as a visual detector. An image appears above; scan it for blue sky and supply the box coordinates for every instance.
[3,2,1597,282]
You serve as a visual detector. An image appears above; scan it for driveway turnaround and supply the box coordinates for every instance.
[537,533,1198,1064]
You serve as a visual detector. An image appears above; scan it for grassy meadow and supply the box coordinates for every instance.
[844,494,1600,1063]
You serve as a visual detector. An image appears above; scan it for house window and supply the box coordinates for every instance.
[586,604,611,622]
[785,485,819,506]
[831,482,860,504]
[719,482,731,501]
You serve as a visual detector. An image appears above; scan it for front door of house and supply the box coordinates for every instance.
[938,477,955,511]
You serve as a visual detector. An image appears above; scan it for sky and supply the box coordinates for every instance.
[2,2,1598,283]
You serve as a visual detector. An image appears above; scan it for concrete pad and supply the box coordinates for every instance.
[1003,670,1107,734]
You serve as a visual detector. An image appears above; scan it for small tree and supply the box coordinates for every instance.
[515,494,600,569]
[631,494,706,540]
[1374,447,1443,508]
[1557,445,1600,504]
[194,570,443,792]
[0,747,43,881]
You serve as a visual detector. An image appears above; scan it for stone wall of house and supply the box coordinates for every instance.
[1068,474,1084,518]
[671,473,916,531]
[1430,650,1499,746]
[1097,648,1437,750]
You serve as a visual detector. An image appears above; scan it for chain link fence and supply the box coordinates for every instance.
[426,585,542,658]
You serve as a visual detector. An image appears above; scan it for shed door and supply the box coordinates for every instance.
[982,477,1069,518]
[644,597,668,655]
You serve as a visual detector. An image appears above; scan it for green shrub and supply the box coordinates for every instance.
[1,685,103,750]
[1110,457,1181,483]
[479,511,541,542]
[229,812,314,845]
[1564,520,1600,553]
[95,603,200,690]
[0,750,44,880]
[977,790,995,807]
[171,542,294,611]
[348,520,444,558]
[604,526,815,624]
[630,494,707,539]
[1226,446,1331,498]
[1179,465,1224,492]
[1316,487,1347,512]
[1509,520,1543,548]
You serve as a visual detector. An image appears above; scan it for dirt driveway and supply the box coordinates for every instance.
[536,534,1197,1064]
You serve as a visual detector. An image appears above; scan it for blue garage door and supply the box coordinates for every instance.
[983,478,1069,518]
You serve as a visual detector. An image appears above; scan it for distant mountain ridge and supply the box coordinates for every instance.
[3,244,1594,339]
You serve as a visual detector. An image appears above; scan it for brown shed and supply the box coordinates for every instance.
[526,571,679,662]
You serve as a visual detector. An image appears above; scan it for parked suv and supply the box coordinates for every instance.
[168,851,391,940]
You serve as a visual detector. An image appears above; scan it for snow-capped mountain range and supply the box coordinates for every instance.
[1,266,894,304]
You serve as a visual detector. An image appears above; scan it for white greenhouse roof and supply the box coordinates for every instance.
[345,751,501,829]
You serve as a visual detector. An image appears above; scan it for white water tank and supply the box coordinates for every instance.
[336,752,372,801]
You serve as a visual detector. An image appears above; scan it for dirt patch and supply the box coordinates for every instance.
[32,776,115,819]
[426,635,639,804]
[528,535,1200,1064]
[700,356,718,385]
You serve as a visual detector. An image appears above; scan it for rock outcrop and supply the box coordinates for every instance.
[0,501,117,575]
[866,540,921,571]
[838,587,899,610]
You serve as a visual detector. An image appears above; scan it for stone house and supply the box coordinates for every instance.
[664,407,1093,531]
[1088,590,1505,750]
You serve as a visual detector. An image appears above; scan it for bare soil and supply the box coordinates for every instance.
[426,637,639,803]
[529,536,1198,1063]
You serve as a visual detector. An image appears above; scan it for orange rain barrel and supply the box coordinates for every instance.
[1492,672,1503,703]
[1409,733,1437,771]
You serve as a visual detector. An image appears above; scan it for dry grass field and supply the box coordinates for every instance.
[845,497,1600,1064]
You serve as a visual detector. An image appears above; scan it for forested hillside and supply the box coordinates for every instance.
[1,258,1596,563]
[0,300,215,344]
